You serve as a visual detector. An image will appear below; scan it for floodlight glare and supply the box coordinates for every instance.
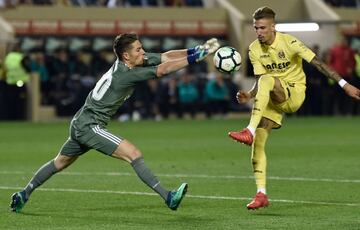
[275,23,319,32]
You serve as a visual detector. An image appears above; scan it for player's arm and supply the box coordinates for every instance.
[236,46,265,104]
[156,48,209,77]
[236,75,261,104]
[161,49,188,63]
[310,56,341,82]
[310,56,360,100]
[249,75,261,97]
[156,56,189,77]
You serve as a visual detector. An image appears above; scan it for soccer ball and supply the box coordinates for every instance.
[213,46,242,74]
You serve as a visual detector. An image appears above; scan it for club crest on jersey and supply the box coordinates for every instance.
[278,51,285,59]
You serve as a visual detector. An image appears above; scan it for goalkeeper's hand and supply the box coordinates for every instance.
[203,38,220,54]
[187,38,220,55]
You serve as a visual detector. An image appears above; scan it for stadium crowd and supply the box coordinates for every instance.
[2,0,360,8]
[0,43,246,121]
[324,0,360,8]
[3,0,360,8]
[1,35,360,121]
[0,0,204,8]
[0,0,359,120]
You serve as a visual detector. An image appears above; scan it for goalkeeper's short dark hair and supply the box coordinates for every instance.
[113,33,139,60]
[253,6,276,20]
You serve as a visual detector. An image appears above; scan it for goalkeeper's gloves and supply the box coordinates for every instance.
[204,38,220,54]
[187,48,209,64]
[187,45,202,55]
[187,38,220,55]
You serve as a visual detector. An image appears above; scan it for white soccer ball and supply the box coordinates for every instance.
[213,46,242,74]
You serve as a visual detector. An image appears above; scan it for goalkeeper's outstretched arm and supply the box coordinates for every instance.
[161,49,188,63]
[156,48,209,77]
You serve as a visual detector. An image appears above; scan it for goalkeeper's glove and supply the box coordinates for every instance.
[187,38,220,55]
[204,38,220,54]
[187,45,202,55]
[187,48,209,64]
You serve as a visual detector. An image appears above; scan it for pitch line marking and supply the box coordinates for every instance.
[0,186,358,207]
[0,171,359,184]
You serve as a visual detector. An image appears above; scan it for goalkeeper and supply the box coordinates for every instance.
[10,33,220,213]
[228,6,360,210]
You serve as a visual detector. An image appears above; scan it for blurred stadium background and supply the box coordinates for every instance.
[0,0,359,122]
[1,1,360,229]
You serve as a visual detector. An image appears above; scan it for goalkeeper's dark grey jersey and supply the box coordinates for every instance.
[71,53,161,130]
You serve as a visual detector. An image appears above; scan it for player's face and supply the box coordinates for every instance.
[253,18,276,45]
[125,40,145,67]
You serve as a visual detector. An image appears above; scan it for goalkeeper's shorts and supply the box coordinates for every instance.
[60,125,123,156]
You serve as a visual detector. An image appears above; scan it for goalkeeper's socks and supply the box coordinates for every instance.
[131,157,169,200]
[257,188,266,194]
[24,160,58,199]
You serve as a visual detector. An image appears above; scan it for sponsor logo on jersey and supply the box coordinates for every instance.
[263,61,291,70]
[260,53,270,58]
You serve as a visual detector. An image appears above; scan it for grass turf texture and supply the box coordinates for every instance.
[0,117,359,229]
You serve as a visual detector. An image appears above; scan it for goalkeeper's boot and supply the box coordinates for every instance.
[228,128,253,146]
[165,183,188,211]
[247,192,269,210]
[10,190,28,213]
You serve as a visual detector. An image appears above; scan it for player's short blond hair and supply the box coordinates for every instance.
[253,6,276,20]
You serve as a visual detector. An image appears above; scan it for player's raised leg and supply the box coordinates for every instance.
[112,140,188,211]
[229,76,285,145]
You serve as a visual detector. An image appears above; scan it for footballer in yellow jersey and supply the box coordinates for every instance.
[249,32,315,86]
[249,32,317,125]
[228,6,360,210]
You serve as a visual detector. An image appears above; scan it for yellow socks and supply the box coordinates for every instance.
[248,76,275,132]
[251,128,269,193]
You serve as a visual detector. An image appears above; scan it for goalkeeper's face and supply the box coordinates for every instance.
[124,40,146,68]
[253,18,276,45]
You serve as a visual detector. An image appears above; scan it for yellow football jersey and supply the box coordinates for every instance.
[249,32,315,85]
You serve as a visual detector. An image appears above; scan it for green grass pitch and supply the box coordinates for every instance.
[0,117,359,229]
